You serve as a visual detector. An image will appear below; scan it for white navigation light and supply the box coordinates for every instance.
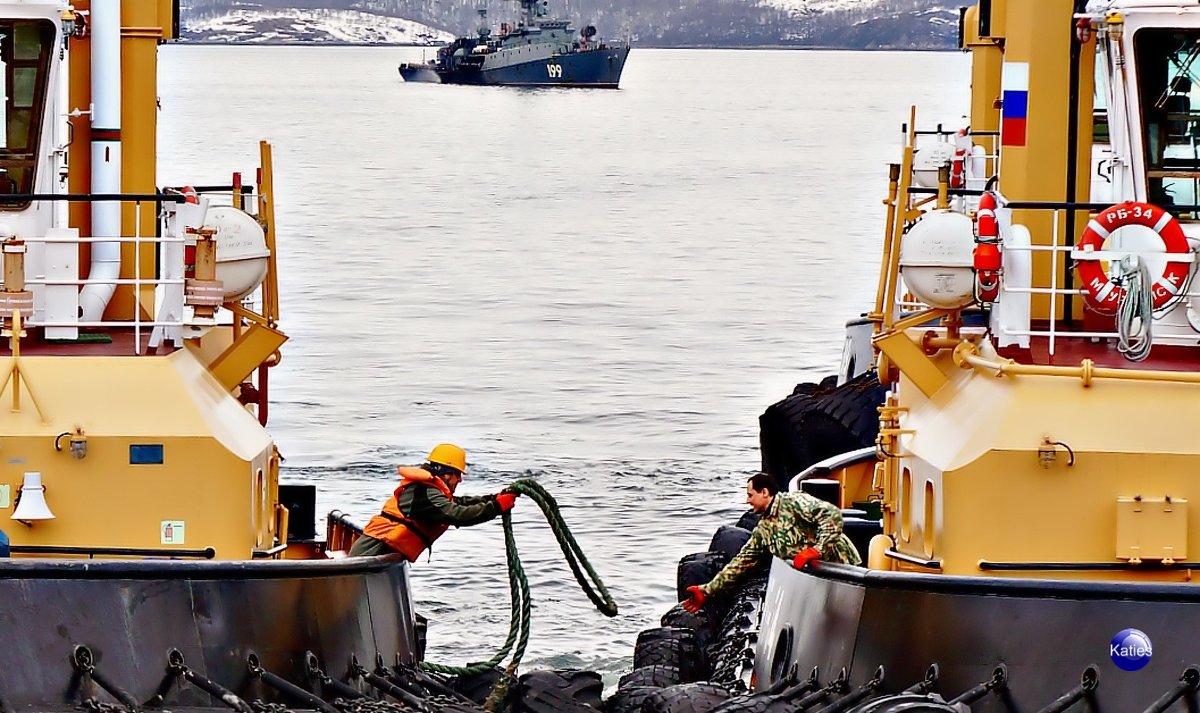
[898,210,978,309]
[11,472,55,522]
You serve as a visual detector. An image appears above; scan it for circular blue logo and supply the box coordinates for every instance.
[1110,628,1152,671]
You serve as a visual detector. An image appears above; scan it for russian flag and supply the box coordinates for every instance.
[1001,62,1029,147]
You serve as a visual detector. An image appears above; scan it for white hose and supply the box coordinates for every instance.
[1116,257,1153,362]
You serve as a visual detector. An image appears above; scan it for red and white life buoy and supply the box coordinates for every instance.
[1075,201,1192,314]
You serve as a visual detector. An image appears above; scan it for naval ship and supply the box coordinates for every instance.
[398,0,630,88]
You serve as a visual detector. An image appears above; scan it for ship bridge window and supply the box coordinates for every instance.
[0,20,54,210]
[1093,47,1109,144]
[1135,28,1200,216]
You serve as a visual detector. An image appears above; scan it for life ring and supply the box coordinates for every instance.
[1075,201,1192,314]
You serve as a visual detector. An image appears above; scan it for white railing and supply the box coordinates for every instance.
[19,231,187,354]
[897,207,1200,356]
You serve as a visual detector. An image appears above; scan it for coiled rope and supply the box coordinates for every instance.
[1116,256,1153,362]
[419,479,618,709]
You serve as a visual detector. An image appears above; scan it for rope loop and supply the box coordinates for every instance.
[419,478,618,710]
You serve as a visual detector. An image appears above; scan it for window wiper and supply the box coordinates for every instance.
[1159,39,1200,109]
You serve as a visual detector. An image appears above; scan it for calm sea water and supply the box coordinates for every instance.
[157,46,969,681]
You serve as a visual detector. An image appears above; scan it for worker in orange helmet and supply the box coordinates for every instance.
[349,443,518,560]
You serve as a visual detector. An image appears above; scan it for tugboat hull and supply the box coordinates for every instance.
[0,556,417,709]
[757,560,1200,710]
[400,46,630,88]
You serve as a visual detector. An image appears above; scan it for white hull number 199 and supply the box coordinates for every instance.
[546,64,564,78]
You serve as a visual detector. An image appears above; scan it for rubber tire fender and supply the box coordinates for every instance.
[605,685,660,713]
[708,526,753,561]
[734,510,761,531]
[509,684,602,713]
[513,669,603,710]
[677,551,728,602]
[660,603,718,651]
[618,664,683,689]
[448,665,510,706]
[642,682,733,713]
[634,627,704,682]
[759,371,885,488]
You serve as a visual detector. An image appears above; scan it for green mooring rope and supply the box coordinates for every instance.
[419,478,619,703]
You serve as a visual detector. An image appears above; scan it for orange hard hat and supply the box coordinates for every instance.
[427,443,467,474]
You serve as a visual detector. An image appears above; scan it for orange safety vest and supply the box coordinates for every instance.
[362,466,454,561]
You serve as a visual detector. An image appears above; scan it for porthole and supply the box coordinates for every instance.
[923,480,936,558]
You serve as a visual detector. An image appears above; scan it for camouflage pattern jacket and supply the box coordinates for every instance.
[701,491,862,598]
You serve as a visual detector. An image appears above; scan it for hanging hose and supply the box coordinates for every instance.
[1116,256,1153,362]
[418,478,618,710]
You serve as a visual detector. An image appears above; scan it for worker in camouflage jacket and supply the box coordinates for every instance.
[683,472,861,612]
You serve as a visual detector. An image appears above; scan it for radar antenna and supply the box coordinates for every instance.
[476,6,490,37]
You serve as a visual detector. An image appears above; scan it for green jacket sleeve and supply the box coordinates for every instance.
[701,526,767,598]
[405,485,500,527]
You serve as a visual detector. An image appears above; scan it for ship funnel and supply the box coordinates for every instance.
[11,472,55,522]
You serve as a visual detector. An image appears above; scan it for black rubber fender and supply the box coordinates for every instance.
[634,627,704,682]
[677,551,728,602]
[758,371,886,489]
[708,526,752,561]
[605,685,659,713]
[733,510,761,531]
[618,664,683,689]
[509,683,602,713]
[642,682,732,713]
[660,603,718,651]
[448,665,510,706]
[512,669,603,710]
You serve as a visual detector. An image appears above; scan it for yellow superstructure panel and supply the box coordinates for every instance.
[892,352,1200,579]
[0,350,273,559]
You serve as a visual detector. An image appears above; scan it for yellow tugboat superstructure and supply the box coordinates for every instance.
[0,0,291,559]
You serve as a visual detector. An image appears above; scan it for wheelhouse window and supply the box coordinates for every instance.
[1093,46,1109,144]
[1135,28,1200,215]
[0,20,55,208]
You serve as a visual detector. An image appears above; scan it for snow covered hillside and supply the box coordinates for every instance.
[183,7,454,44]
[180,0,960,48]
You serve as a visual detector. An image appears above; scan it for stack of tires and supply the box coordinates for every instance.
[758,372,886,490]
[605,518,764,713]
[447,667,605,712]
[605,512,964,713]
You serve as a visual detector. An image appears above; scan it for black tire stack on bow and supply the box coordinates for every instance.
[506,669,603,712]
[758,372,886,491]
[605,513,768,713]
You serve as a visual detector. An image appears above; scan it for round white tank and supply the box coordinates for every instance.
[207,206,271,302]
[912,142,956,189]
[898,210,977,309]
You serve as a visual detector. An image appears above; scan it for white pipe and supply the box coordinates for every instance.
[80,0,121,321]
